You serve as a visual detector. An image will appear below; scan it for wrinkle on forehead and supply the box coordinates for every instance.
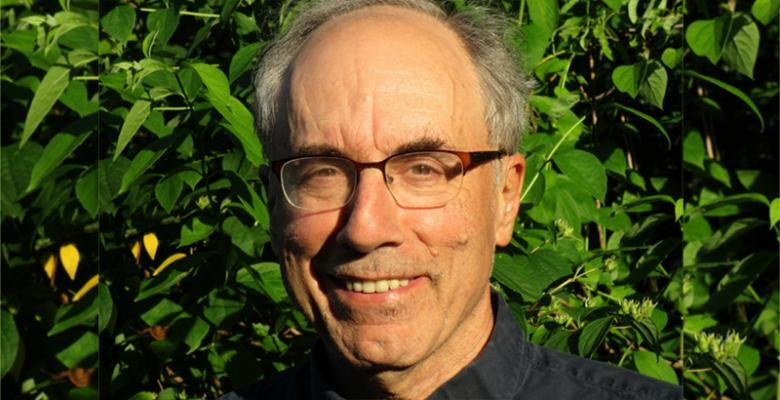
[285,5,487,160]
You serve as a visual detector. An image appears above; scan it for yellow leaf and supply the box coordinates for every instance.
[143,233,159,260]
[153,253,186,276]
[59,243,80,281]
[72,274,99,302]
[130,240,142,265]
[42,254,58,285]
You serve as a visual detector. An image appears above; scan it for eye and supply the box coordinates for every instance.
[299,166,344,185]
[312,167,338,177]
[410,163,437,176]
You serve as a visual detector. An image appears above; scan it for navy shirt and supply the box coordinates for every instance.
[220,294,682,399]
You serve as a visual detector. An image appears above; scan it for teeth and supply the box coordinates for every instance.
[343,278,411,293]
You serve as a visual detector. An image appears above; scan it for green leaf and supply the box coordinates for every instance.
[55,331,98,368]
[528,0,559,39]
[683,216,712,242]
[119,134,182,194]
[770,198,780,227]
[703,251,777,313]
[2,142,43,217]
[691,193,769,216]
[611,61,667,108]
[236,262,288,303]
[180,217,215,246]
[135,252,209,302]
[634,351,678,384]
[48,289,98,336]
[75,166,99,217]
[0,311,19,378]
[21,65,70,146]
[98,284,114,334]
[222,216,269,257]
[611,63,641,98]
[637,60,667,109]
[155,173,184,214]
[686,15,728,64]
[189,63,264,166]
[752,0,779,25]
[661,48,683,69]
[720,14,760,78]
[203,289,245,328]
[628,0,639,23]
[706,160,732,188]
[578,316,612,357]
[127,392,156,400]
[603,0,624,12]
[683,314,718,333]
[520,153,546,204]
[606,103,670,145]
[685,70,765,132]
[706,356,749,398]
[683,130,706,171]
[59,80,98,117]
[179,316,210,354]
[624,238,679,284]
[102,5,136,42]
[27,115,95,192]
[520,22,551,72]
[115,99,151,160]
[224,171,270,229]
[229,42,264,83]
[140,298,183,326]
[630,317,660,350]
[493,251,571,302]
[553,149,606,201]
[737,345,760,377]
[147,8,179,47]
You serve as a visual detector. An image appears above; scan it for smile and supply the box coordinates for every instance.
[344,278,411,293]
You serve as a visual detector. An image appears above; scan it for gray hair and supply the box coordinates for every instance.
[253,0,534,157]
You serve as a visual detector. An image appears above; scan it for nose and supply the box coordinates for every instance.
[335,168,405,253]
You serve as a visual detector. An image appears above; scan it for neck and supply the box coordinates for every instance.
[325,291,495,399]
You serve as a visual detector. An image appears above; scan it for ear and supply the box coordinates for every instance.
[494,153,525,246]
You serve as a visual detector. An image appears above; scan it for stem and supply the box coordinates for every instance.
[138,8,220,19]
[153,106,190,111]
[517,0,526,25]
[74,76,99,80]
[679,320,685,372]
[618,345,634,367]
[520,116,587,203]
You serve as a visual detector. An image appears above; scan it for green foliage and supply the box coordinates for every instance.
[1,1,777,399]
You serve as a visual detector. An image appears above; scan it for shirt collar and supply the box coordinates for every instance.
[307,292,531,399]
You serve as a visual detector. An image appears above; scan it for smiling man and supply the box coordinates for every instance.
[221,1,682,399]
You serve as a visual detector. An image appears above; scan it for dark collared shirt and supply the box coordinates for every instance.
[220,294,682,399]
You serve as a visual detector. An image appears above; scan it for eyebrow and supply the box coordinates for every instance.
[290,136,449,159]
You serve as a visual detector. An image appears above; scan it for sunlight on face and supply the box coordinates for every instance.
[269,6,507,377]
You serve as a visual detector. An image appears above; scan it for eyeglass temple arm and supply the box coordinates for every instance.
[461,150,507,172]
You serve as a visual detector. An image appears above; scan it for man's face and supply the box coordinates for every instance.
[268,7,523,371]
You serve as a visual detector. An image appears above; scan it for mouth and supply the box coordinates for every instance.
[343,278,410,294]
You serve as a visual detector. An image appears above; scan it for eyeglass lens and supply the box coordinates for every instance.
[280,151,465,210]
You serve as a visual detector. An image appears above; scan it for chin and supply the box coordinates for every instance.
[330,323,428,370]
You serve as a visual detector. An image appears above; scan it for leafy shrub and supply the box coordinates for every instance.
[1,0,777,399]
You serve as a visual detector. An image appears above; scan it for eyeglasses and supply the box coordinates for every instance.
[270,150,505,211]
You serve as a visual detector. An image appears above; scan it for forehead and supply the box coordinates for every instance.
[281,6,488,159]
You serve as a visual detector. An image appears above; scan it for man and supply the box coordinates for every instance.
[223,0,683,398]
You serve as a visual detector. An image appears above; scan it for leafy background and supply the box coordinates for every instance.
[1,0,777,399]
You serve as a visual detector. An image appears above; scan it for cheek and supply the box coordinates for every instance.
[408,193,492,257]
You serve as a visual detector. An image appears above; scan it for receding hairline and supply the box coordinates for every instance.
[282,4,489,155]
[254,0,534,158]
[290,4,484,92]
